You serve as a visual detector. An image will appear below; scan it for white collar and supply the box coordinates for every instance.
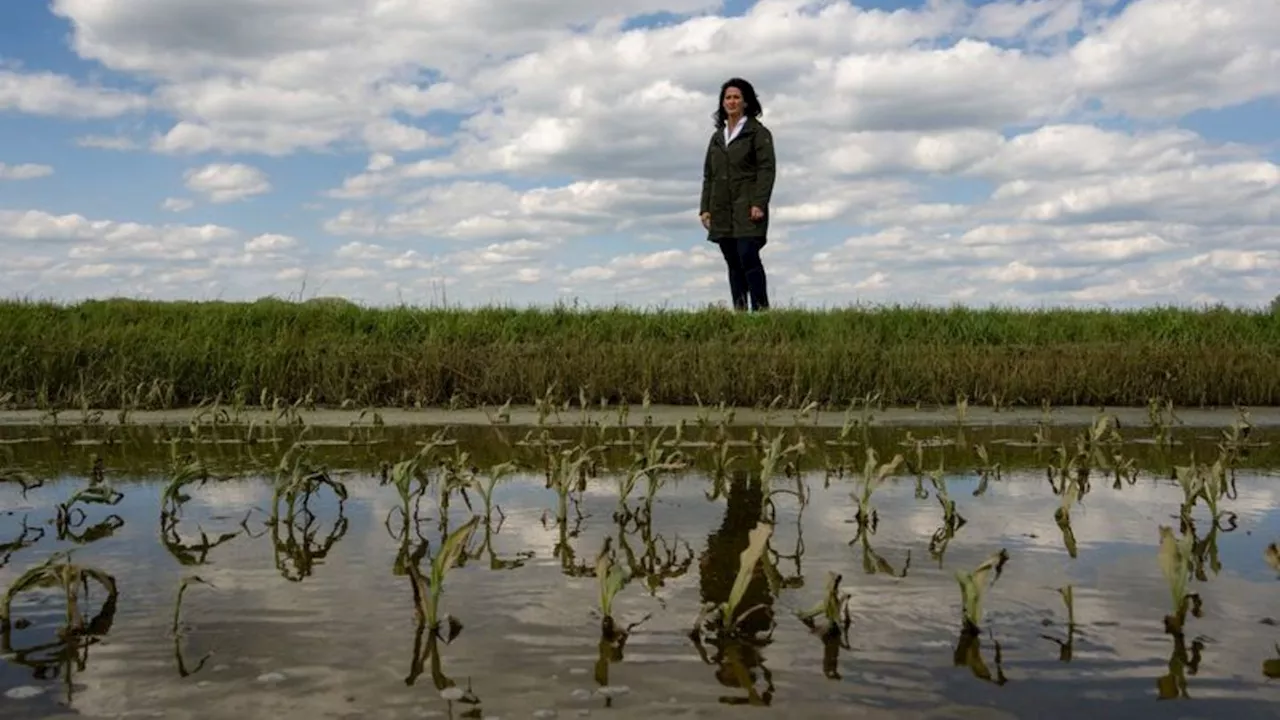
[724,115,748,144]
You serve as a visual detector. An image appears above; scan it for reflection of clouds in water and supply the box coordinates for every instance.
[1,465,1278,718]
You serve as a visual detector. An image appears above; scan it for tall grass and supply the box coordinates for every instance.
[2,298,1279,409]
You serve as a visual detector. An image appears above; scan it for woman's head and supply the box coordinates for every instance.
[714,77,762,128]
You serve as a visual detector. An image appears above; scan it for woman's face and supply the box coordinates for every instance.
[722,86,744,116]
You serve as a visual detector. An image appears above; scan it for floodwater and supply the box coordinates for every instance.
[2,422,1279,720]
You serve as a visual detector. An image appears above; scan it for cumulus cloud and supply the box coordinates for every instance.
[182,162,272,203]
[0,68,147,117]
[0,210,308,300]
[0,0,1276,307]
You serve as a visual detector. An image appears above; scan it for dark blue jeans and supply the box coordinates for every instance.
[716,237,769,311]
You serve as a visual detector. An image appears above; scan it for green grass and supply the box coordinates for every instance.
[1,297,1279,409]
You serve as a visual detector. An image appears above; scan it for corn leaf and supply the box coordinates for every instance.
[432,515,480,580]
[1157,525,1192,613]
[956,549,1007,630]
[724,521,773,626]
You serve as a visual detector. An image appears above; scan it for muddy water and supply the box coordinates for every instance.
[2,424,1279,720]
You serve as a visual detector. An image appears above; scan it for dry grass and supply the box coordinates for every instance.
[2,297,1279,409]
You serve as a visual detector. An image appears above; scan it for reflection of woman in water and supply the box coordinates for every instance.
[698,470,775,634]
[697,470,775,702]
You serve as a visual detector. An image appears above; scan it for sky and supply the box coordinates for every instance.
[0,0,1278,310]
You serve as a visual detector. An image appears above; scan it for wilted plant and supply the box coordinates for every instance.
[270,442,348,524]
[470,461,517,522]
[595,536,646,643]
[852,447,905,531]
[795,570,852,680]
[972,443,1000,496]
[1147,396,1180,446]
[929,466,966,532]
[757,431,806,517]
[1157,525,1202,634]
[56,457,124,532]
[596,537,627,624]
[1173,455,1236,530]
[407,514,480,634]
[545,440,600,525]
[706,433,739,500]
[1053,472,1081,558]
[956,549,1009,635]
[794,570,851,639]
[1040,585,1077,662]
[1,550,118,635]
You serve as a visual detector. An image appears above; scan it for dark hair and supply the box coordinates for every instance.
[713,77,762,129]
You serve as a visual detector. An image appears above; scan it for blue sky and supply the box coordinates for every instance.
[1,0,1278,308]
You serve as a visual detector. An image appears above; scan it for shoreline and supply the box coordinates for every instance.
[0,403,1269,428]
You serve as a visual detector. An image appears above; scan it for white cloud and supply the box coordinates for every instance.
[0,209,307,301]
[0,0,1276,307]
[0,163,53,180]
[0,68,146,117]
[182,162,272,203]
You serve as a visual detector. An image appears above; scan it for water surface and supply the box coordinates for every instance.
[2,423,1279,719]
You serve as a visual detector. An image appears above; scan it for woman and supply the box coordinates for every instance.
[699,77,776,312]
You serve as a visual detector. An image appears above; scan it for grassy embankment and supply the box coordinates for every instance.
[1,298,1278,410]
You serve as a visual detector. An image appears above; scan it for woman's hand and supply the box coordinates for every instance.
[749,206,764,221]
[700,212,711,230]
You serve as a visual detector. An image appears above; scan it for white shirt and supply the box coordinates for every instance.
[724,115,747,145]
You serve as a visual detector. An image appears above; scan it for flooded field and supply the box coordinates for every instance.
[2,414,1279,719]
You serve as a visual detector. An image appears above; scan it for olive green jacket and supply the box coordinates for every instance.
[700,116,776,242]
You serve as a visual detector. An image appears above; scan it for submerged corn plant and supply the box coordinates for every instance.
[1053,471,1081,559]
[1,550,118,632]
[851,448,904,531]
[692,521,776,638]
[55,459,124,537]
[541,438,601,526]
[956,549,1010,635]
[794,570,851,639]
[794,571,852,680]
[972,443,1000,496]
[270,442,349,525]
[1266,542,1279,575]
[929,466,966,533]
[1173,455,1237,531]
[1157,525,1202,634]
[406,514,480,635]
[596,537,630,637]
[757,431,806,514]
[594,535,651,651]
[1039,585,1077,662]
[0,551,120,703]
